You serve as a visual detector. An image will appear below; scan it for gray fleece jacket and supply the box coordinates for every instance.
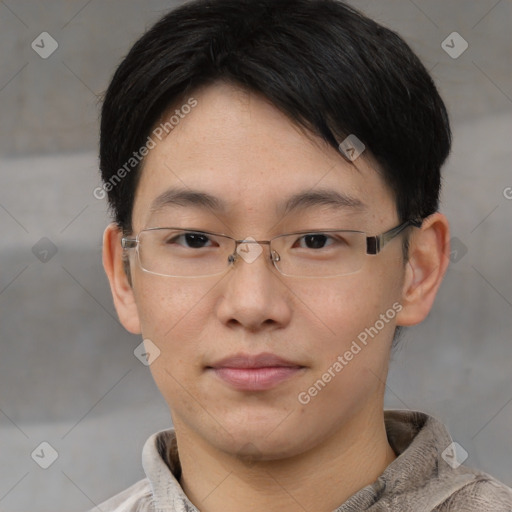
[91,410,512,511]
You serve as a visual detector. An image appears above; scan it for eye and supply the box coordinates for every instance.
[167,232,216,249]
[294,233,336,250]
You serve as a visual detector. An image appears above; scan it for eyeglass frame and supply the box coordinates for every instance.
[121,218,422,278]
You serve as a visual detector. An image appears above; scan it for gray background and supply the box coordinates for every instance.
[0,1,511,510]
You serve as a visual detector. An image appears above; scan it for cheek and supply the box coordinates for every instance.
[291,278,399,417]
[133,276,215,364]
[290,271,400,386]
[133,278,215,406]
[291,276,393,341]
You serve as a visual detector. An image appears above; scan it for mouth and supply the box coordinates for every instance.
[206,352,306,391]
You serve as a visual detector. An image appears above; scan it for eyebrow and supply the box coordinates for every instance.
[149,188,226,215]
[279,188,366,217]
[149,186,366,217]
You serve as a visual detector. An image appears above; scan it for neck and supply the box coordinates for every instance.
[175,407,396,512]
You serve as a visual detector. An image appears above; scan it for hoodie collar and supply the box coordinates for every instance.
[141,410,475,512]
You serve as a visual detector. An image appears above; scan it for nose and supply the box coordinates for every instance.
[216,240,292,331]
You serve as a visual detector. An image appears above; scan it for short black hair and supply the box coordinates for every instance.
[99,0,451,235]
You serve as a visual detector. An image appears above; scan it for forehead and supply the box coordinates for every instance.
[132,82,396,229]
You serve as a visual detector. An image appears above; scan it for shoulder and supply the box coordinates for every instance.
[439,472,512,511]
[382,410,512,511]
[87,478,154,512]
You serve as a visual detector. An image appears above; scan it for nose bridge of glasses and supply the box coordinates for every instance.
[235,238,272,248]
[229,237,279,266]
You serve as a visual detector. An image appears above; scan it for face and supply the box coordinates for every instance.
[120,82,408,460]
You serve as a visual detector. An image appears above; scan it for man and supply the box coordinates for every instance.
[95,0,512,510]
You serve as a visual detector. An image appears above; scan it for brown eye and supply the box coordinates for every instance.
[293,233,336,249]
[166,232,214,249]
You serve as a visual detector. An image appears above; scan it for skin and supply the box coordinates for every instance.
[103,81,450,512]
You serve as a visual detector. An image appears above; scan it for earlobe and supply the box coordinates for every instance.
[102,223,142,334]
[396,213,450,326]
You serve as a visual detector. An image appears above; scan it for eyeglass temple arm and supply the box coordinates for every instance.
[366,219,422,255]
[121,238,137,249]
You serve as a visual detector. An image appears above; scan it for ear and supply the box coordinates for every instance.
[396,212,450,326]
[102,223,142,334]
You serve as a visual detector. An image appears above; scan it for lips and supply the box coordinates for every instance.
[206,352,305,391]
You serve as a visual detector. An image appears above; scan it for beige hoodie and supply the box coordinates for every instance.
[90,410,512,511]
